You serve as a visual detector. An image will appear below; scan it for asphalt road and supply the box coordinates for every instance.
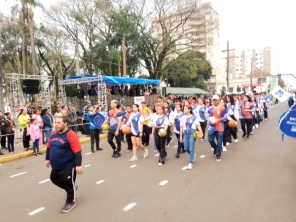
[0,102,295,222]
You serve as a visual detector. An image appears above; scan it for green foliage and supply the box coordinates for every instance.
[162,51,212,90]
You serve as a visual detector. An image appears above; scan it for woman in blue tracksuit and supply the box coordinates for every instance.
[180,105,203,170]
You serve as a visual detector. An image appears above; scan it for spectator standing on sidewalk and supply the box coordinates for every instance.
[42,108,54,143]
[67,103,78,133]
[18,108,31,151]
[45,116,83,213]
[30,118,41,156]
[0,111,7,151]
[3,112,15,154]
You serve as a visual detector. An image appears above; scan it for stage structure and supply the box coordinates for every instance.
[59,74,107,111]
[6,73,52,117]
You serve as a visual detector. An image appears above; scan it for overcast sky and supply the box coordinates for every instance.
[1,0,295,85]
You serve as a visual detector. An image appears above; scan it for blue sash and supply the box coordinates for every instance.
[156,116,165,127]
[186,115,197,130]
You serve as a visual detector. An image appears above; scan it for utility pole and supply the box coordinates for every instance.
[250,56,256,93]
[0,22,4,112]
[222,40,235,93]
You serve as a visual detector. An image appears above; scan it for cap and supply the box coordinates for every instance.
[212,95,220,100]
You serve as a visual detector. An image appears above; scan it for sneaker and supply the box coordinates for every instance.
[154,149,158,153]
[61,201,76,213]
[255,124,259,128]
[222,146,227,152]
[0,151,5,155]
[234,139,238,143]
[96,148,103,151]
[175,152,180,158]
[158,162,163,166]
[226,142,232,146]
[252,126,255,129]
[187,163,193,170]
[193,154,196,163]
[112,150,116,157]
[245,136,249,140]
[165,143,170,147]
[200,139,204,143]
[216,156,221,162]
[33,153,37,157]
[210,148,214,151]
[129,155,137,162]
[242,133,246,138]
[24,148,29,151]
[37,152,42,155]
[144,149,148,158]
[144,143,149,147]
[113,152,121,158]
[91,149,95,153]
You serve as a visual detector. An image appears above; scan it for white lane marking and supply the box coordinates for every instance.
[159,180,169,186]
[96,180,105,185]
[28,207,45,216]
[130,164,137,168]
[39,179,50,184]
[84,164,91,168]
[9,172,27,178]
[85,152,92,155]
[154,153,160,157]
[122,203,137,212]
[200,155,206,158]
[181,166,188,171]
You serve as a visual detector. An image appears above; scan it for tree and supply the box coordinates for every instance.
[162,50,212,90]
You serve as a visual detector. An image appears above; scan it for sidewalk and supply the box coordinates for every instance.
[0,131,107,163]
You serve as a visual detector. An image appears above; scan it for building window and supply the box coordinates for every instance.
[229,87,233,93]
[237,86,241,92]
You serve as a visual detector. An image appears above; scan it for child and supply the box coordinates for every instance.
[30,118,41,156]
[23,121,31,151]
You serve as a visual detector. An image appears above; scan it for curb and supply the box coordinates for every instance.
[0,133,108,164]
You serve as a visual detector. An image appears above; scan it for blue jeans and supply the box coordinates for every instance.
[33,139,40,153]
[44,127,52,143]
[208,130,223,157]
[183,129,196,164]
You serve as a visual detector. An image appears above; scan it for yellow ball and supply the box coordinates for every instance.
[158,129,167,137]
[193,131,202,139]
[101,124,110,131]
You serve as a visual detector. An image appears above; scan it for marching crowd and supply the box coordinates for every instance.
[0,91,276,169]
[91,92,274,170]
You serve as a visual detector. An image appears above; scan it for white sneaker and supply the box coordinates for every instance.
[200,139,204,143]
[234,139,238,143]
[255,124,258,128]
[158,162,163,166]
[129,155,137,162]
[187,163,193,170]
[193,154,196,163]
[144,149,148,158]
[252,126,255,129]
[210,148,214,151]
[222,146,227,152]
[226,142,232,146]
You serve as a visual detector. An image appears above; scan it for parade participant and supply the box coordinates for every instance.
[164,101,173,147]
[239,95,255,140]
[87,105,103,153]
[140,101,151,146]
[126,104,148,162]
[102,100,122,158]
[151,105,159,153]
[154,96,164,107]
[206,95,226,161]
[180,105,203,170]
[30,118,41,156]
[45,116,83,213]
[18,108,31,151]
[172,104,185,158]
[122,105,133,151]
[152,106,169,165]
[193,98,208,142]
[261,92,269,120]
[221,98,238,152]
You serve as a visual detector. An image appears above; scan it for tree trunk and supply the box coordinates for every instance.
[75,22,80,75]
[29,5,37,75]
[122,34,126,76]
[20,8,28,74]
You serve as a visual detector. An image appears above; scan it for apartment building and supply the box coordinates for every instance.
[152,2,220,68]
